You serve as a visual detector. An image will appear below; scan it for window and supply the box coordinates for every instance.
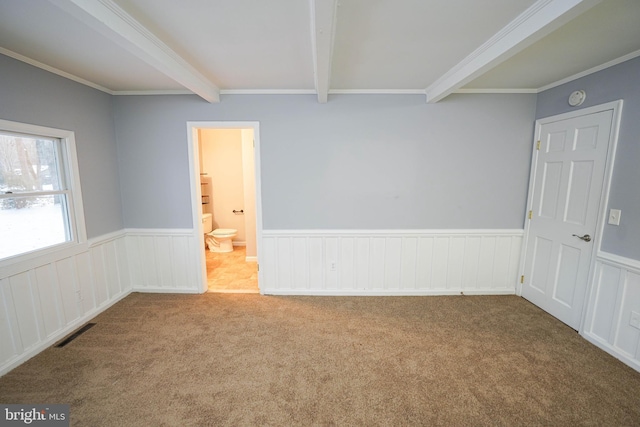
[0,120,86,263]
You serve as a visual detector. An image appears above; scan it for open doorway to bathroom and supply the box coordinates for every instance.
[186,122,263,294]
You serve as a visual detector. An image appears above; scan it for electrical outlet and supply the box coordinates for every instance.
[631,311,640,330]
[608,209,621,226]
[329,261,337,271]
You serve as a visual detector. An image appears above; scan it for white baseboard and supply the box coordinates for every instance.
[265,289,517,296]
[0,290,131,377]
[582,332,640,373]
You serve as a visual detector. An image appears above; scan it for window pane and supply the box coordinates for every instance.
[0,194,70,259]
[0,133,61,193]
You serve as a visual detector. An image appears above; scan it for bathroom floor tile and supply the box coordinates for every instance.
[206,247,259,293]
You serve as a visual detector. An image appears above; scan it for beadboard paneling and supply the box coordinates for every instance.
[0,232,131,376]
[261,230,523,295]
[124,229,200,293]
[583,253,640,372]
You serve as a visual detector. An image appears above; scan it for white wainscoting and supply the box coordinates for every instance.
[0,231,131,376]
[124,229,201,293]
[583,252,640,372]
[261,230,523,295]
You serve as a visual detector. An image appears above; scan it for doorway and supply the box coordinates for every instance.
[186,122,263,294]
[519,101,622,330]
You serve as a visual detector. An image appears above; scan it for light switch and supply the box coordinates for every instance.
[608,209,621,226]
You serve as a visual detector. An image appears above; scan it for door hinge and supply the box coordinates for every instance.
[257,264,259,271]
[520,275,524,284]
[528,210,533,220]
[536,140,541,150]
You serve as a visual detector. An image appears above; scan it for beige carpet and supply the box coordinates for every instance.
[1,293,639,426]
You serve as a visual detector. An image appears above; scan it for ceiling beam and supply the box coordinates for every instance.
[48,0,220,103]
[425,0,602,103]
[310,0,338,103]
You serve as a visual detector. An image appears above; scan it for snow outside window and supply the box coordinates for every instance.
[0,120,85,263]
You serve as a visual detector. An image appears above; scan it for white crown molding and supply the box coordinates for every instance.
[309,0,339,103]
[8,39,635,101]
[537,49,640,92]
[0,47,114,94]
[120,88,539,97]
[329,89,426,95]
[48,0,219,103]
[425,0,602,103]
[0,48,287,98]
[113,90,193,96]
[455,88,538,94]
[219,89,317,95]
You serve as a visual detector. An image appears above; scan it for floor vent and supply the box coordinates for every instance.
[55,323,96,348]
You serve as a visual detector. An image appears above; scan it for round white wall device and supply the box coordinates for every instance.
[568,90,586,106]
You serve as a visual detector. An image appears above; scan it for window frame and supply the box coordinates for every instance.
[0,119,87,269]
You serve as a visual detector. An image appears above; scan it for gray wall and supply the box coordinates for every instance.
[536,57,640,261]
[114,93,536,230]
[0,54,124,238]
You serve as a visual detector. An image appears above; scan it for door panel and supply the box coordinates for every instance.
[540,162,563,219]
[565,160,594,225]
[522,110,613,329]
[548,131,567,152]
[554,244,580,306]
[530,236,553,295]
[574,125,599,150]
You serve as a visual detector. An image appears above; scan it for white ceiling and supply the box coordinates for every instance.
[0,0,639,103]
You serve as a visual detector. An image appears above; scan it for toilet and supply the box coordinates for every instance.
[206,229,238,253]
[202,213,237,253]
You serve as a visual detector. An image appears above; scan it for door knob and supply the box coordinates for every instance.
[572,234,591,242]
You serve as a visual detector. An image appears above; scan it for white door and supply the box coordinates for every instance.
[521,109,614,329]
